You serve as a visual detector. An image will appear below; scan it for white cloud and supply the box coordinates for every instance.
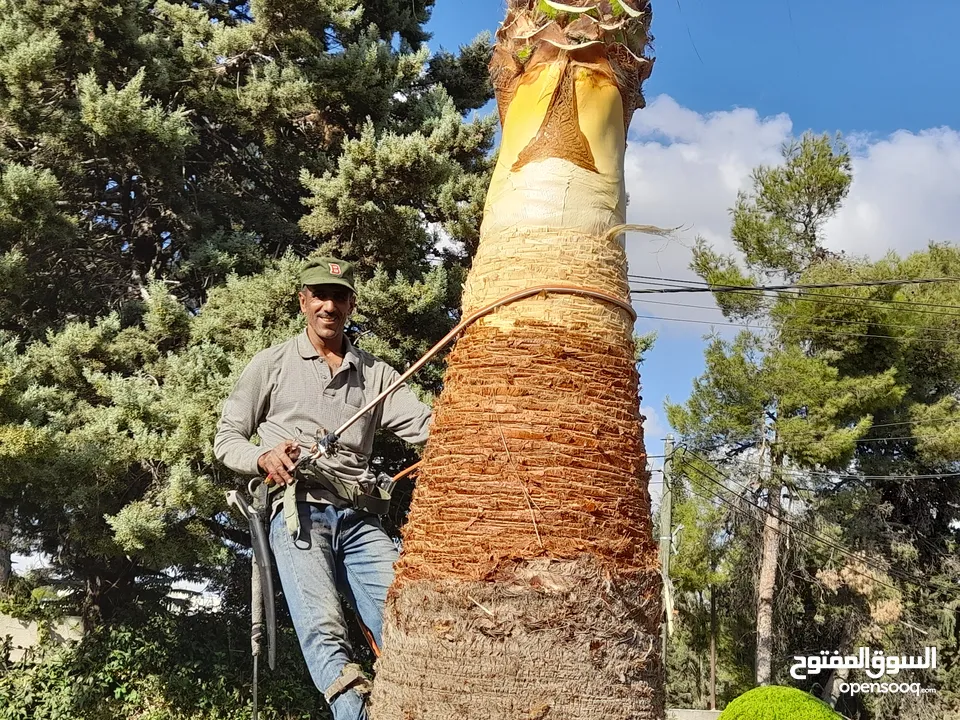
[641,403,668,456]
[823,128,960,258]
[642,404,669,506]
[622,95,960,332]
[624,96,792,284]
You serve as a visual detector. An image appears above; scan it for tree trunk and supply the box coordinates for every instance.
[81,563,136,632]
[822,665,851,707]
[371,2,663,718]
[709,584,717,710]
[0,504,12,588]
[755,481,782,685]
[822,617,859,706]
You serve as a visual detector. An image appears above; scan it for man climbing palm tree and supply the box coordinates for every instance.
[215,257,431,719]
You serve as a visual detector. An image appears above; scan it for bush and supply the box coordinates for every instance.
[0,610,330,720]
[719,685,843,720]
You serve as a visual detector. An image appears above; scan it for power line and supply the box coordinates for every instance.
[680,472,950,612]
[628,275,960,307]
[862,417,960,431]
[815,432,956,444]
[627,275,960,317]
[631,312,960,346]
[683,455,960,482]
[633,280,960,319]
[635,297,960,337]
[683,450,959,590]
[680,453,956,595]
[674,0,705,65]
[737,286,960,317]
[687,428,957,456]
[681,465,905,595]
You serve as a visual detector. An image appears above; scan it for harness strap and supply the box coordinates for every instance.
[282,480,301,539]
[281,477,392,540]
[323,663,372,703]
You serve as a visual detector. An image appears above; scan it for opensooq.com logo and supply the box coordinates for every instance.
[790,646,939,696]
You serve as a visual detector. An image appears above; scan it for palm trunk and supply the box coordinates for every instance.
[371,2,663,718]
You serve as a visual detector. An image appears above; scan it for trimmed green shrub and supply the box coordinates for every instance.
[719,685,843,720]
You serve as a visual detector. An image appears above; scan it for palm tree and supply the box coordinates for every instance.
[371,2,664,717]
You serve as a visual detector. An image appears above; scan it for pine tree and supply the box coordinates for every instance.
[778,246,960,719]
[668,134,902,686]
[668,136,960,718]
[0,0,495,623]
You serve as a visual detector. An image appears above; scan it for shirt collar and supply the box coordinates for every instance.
[297,330,359,370]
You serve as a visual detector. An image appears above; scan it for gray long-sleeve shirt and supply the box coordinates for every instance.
[214,330,431,506]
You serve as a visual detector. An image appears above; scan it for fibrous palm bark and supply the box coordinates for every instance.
[371,2,663,717]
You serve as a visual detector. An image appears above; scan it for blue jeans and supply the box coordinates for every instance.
[270,503,398,720]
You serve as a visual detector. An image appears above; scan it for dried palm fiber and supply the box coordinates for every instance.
[370,1,664,718]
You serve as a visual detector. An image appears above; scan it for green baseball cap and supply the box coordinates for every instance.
[300,257,355,292]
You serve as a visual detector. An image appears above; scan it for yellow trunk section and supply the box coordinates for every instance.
[465,61,630,330]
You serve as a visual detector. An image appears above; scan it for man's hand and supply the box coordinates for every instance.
[257,440,301,486]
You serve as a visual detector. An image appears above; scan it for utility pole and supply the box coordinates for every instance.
[659,435,675,666]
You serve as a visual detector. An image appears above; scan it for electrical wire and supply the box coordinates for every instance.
[632,279,960,319]
[681,466,904,594]
[629,278,960,311]
[809,431,943,446]
[726,286,960,317]
[627,274,960,303]
[681,456,960,482]
[859,417,960,430]
[682,450,959,585]
[635,297,960,337]
[796,431,957,445]
[626,274,956,298]
[631,312,960,346]
[687,428,957,456]
[679,456,956,596]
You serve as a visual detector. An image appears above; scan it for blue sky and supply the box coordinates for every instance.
[425,1,960,458]
[427,0,960,135]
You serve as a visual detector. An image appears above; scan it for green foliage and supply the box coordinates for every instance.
[425,33,494,113]
[0,0,496,628]
[663,471,740,707]
[690,238,764,319]
[77,68,196,162]
[0,574,69,628]
[730,133,852,280]
[689,133,851,322]
[719,686,842,720]
[633,331,656,365]
[299,106,495,269]
[0,609,331,720]
[670,132,960,719]
[0,0,494,336]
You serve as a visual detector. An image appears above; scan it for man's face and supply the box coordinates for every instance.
[298,284,356,344]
